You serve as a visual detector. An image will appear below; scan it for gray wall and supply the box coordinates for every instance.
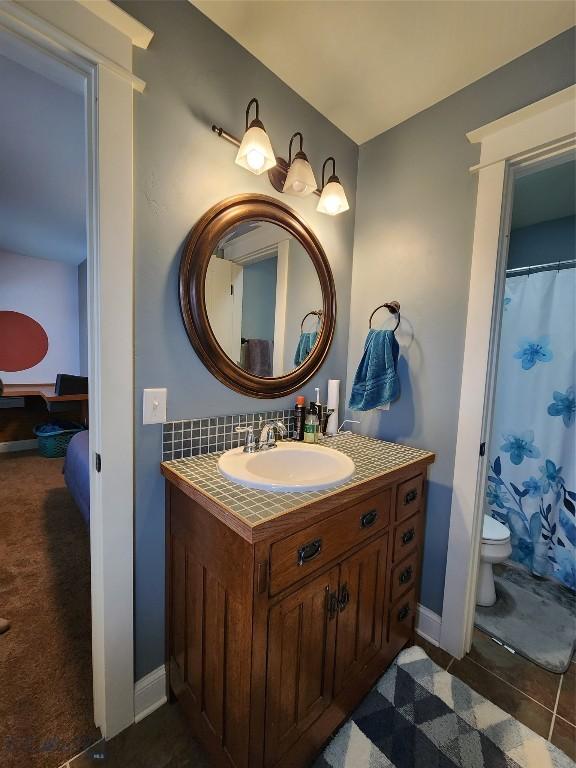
[508,216,576,269]
[78,259,88,376]
[346,28,575,617]
[119,0,358,679]
[0,53,86,265]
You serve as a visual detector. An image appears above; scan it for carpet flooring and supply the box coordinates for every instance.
[476,563,576,673]
[0,451,100,768]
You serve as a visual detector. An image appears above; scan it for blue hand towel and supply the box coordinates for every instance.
[294,332,318,366]
[348,329,400,411]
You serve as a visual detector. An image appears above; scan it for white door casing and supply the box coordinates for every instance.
[0,0,153,738]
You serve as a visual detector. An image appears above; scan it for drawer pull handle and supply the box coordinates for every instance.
[326,587,338,620]
[401,527,416,545]
[338,583,350,612]
[360,510,378,528]
[399,565,413,584]
[404,488,418,505]
[297,538,322,566]
[397,604,411,622]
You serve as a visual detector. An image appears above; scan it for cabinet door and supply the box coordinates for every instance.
[334,534,389,696]
[265,567,339,767]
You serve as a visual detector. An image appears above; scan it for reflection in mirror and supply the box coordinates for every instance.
[205,221,322,377]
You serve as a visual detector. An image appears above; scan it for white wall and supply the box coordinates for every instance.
[0,251,80,383]
[283,241,323,374]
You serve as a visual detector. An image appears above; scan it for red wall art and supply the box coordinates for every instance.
[0,311,49,372]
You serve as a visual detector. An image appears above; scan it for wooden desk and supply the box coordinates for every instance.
[2,383,88,404]
[2,384,88,424]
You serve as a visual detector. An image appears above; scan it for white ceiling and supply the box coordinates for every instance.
[0,49,86,265]
[192,0,575,144]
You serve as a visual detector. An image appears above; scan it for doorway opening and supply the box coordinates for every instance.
[0,2,144,758]
[475,154,575,674]
[0,38,99,768]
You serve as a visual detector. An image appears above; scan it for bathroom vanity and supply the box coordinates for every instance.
[161,434,434,768]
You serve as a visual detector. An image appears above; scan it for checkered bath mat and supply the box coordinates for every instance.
[315,646,573,768]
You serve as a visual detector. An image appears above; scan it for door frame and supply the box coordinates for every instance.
[0,0,153,738]
[440,85,576,659]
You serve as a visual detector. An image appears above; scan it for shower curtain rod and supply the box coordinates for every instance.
[506,258,576,277]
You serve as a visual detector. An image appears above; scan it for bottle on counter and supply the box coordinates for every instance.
[303,407,319,444]
[294,395,306,440]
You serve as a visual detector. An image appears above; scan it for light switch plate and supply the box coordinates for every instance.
[143,388,167,424]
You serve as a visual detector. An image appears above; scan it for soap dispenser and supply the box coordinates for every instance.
[303,407,319,443]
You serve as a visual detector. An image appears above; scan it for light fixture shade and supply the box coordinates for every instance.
[316,178,350,216]
[235,123,276,175]
[283,156,317,197]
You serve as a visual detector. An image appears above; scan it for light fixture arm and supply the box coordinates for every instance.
[321,156,337,187]
[245,97,260,130]
[288,131,305,163]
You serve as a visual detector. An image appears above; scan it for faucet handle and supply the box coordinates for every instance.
[275,420,288,440]
[235,425,257,453]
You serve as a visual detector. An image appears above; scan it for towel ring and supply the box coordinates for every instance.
[301,309,323,332]
[369,301,400,332]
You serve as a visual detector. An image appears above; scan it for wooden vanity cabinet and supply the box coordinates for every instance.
[165,463,430,768]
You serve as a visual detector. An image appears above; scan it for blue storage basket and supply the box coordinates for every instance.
[34,422,84,458]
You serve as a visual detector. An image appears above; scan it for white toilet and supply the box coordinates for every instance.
[477,515,512,607]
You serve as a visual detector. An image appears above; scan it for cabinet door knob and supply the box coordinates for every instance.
[360,509,378,528]
[399,565,413,585]
[297,538,322,566]
[338,583,350,612]
[397,604,411,622]
[326,587,338,620]
[404,488,418,505]
[401,527,415,545]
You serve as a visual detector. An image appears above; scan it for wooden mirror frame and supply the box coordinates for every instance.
[179,194,336,398]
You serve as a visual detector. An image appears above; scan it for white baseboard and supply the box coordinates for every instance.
[0,439,38,454]
[416,603,442,646]
[134,664,167,724]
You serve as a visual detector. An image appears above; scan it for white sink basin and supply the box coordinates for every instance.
[217,442,355,492]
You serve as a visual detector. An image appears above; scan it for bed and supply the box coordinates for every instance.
[63,429,90,527]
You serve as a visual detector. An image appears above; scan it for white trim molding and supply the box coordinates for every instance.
[0,438,38,453]
[76,0,153,49]
[468,85,576,171]
[134,666,167,724]
[416,603,442,646]
[440,88,576,660]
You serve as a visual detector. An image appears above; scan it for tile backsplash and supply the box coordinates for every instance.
[162,409,295,461]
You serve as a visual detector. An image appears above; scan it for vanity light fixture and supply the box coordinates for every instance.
[282,132,317,197]
[211,100,350,216]
[234,98,276,175]
[317,157,349,216]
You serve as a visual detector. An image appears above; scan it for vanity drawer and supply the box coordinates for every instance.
[395,474,424,521]
[388,588,416,650]
[393,511,424,562]
[269,490,391,595]
[390,549,419,602]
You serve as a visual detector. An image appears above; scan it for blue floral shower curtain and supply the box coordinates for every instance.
[486,267,576,591]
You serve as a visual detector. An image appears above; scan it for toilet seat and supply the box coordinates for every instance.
[482,515,510,543]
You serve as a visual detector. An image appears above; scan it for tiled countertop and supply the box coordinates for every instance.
[161,433,435,530]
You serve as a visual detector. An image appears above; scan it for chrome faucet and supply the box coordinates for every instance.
[235,425,258,453]
[235,421,288,453]
[258,420,288,450]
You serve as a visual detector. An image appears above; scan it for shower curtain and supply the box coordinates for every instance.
[486,267,576,591]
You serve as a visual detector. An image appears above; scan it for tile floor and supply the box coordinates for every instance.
[416,629,576,762]
[57,629,576,767]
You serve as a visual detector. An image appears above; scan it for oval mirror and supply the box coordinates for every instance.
[179,194,336,397]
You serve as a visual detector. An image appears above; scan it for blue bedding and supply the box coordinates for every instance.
[64,430,90,526]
